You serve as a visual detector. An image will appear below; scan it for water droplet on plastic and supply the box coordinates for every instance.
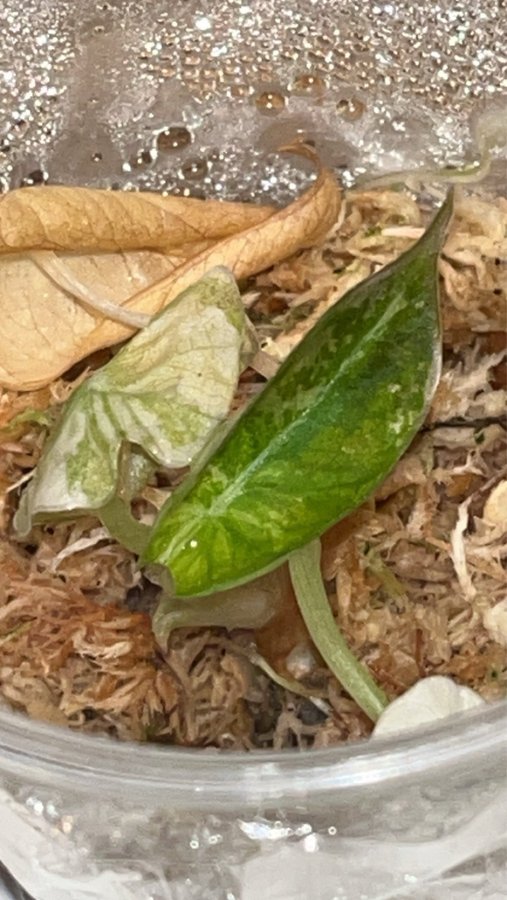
[160,66,177,79]
[223,61,242,77]
[156,126,192,151]
[12,118,29,136]
[21,168,48,186]
[337,97,366,121]
[292,72,326,95]
[181,158,208,179]
[254,90,286,113]
[91,152,103,162]
[129,148,154,169]
[228,83,253,98]
[195,15,212,32]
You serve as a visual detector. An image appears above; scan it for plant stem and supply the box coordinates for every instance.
[99,495,151,556]
[289,540,388,721]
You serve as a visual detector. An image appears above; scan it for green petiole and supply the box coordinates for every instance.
[98,495,151,556]
[289,540,388,722]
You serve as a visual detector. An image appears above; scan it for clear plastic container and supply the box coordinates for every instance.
[0,1,506,897]
[0,702,507,899]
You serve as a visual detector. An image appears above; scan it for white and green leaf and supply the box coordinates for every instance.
[15,268,249,536]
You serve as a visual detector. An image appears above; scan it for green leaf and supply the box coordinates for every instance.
[144,194,453,597]
[14,268,248,536]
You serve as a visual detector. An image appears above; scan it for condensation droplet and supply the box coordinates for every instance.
[195,15,212,32]
[21,168,48,186]
[91,152,103,162]
[183,69,201,84]
[12,118,29,136]
[156,126,192,151]
[254,90,286,113]
[160,66,177,79]
[223,61,242,77]
[228,83,253,99]
[337,96,366,121]
[200,78,217,94]
[292,72,326,95]
[181,158,208,179]
[129,148,154,169]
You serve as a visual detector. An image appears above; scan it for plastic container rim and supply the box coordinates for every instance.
[0,700,505,806]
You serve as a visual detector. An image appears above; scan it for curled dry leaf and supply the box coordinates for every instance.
[0,171,341,391]
[87,168,342,351]
[0,250,178,390]
[0,186,275,254]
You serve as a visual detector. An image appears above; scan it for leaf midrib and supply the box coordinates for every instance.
[207,282,420,517]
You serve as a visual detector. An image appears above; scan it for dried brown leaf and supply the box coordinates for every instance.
[0,171,340,390]
[89,167,342,348]
[0,249,178,389]
[0,186,274,254]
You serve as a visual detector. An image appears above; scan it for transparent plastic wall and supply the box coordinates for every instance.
[1,0,506,199]
[0,2,506,899]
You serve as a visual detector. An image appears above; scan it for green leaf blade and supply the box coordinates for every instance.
[145,194,453,597]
